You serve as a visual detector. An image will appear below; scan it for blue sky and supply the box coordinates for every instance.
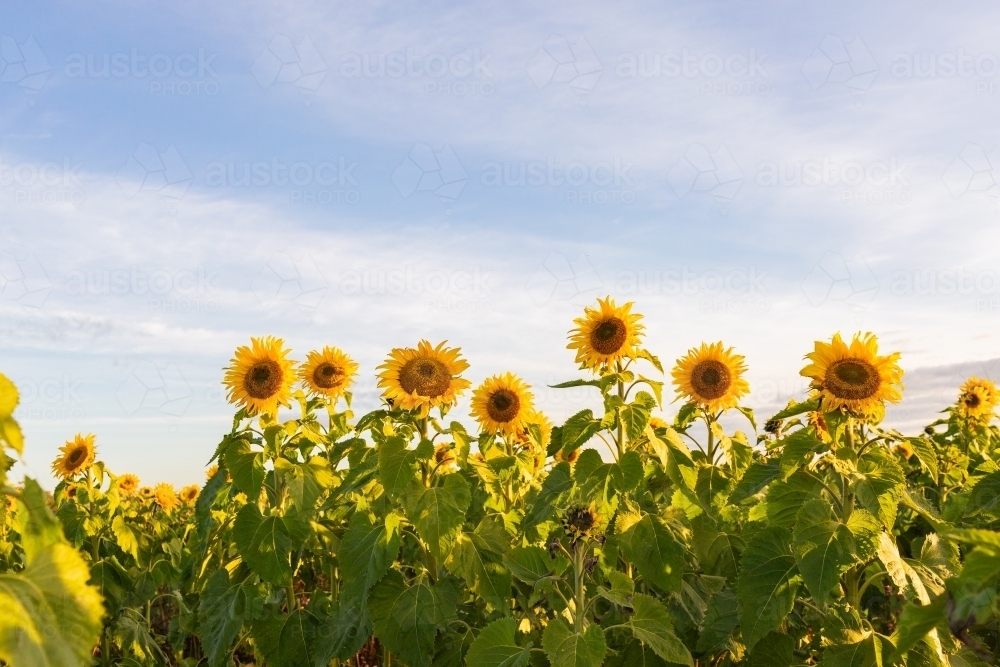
[2,0,1000,487]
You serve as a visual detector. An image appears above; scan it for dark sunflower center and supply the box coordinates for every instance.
[245,360,283,399]
[691,360,731,400]
[567,507,596,532]
[487,389,521,423]
[825,358,880,400]
[590,317,627,355]
[312,362,343,389]
[67,447,87,467]
[965,392,982,409]
[399,358,450,398]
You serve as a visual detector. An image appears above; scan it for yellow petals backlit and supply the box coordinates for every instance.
[672,342,749,412]
[567,297,644,371]
[52,433,96,480]
[223,336,296,416]
[470,372,535,436]
[800,332,903,415]
[300,346,358,400]
[377,340,470,417]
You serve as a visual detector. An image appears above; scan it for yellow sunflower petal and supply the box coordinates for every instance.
[800,332,903,416]
[671,342,749,412]
[376,340,470,417]
[567,296,645,372]
[223,336,296,416]
[470,372,536,436]
[299,346,359,399]
[51,433,96,480]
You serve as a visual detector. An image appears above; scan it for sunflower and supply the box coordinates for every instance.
[51,433,96,480]
[138,486,155,500]
[223,336,296,416]
[116,473,140,496]
[562,503,602,543]
[567,297,645,371]
[808,410,832,443]
[206,464,219,480]
[154,483,179,511]
[957,377,999,422]
[434,443,457,470]
[377,340,471,417]
[179,484,200,505]
[672,342,749,412]
[299,346,358,400]
[800,333,903,415]
[470,373,535,436]
[649,416,668,431]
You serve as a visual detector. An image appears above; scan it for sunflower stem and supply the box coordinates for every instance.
[616,362,625,461]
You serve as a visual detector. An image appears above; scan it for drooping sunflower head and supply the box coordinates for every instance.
[568,297,645,371]
[299,346,359,400]
[223,336,296,417]
[957,377,999,422]
[808,410,832,443]
[51,433,96,480]
[116,473,140,496]
[672,342,750,412]
[377,340,471,417]
[554,447,580,464]
[434,443,457,470]
[470,372,535,436]
[800,332,903,415]
[154,483,179,511]
[562,503,601,543]
[179,484,200,505]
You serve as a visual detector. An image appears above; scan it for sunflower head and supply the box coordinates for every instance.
[957,377,999,422]
[116,473,140,496]
[554,447,580,464]
[672,342,749,412]
[179,484,200,505]
[377,340,471,417]
[562,503,601,543]
[434,443,457,470]
[649,416,668,431]
[206,464,220,480]
[471,372,535,436]
[138,486,154,500]
[800,333,903,417]
[808,411,832,443]
[300,346,358,400]
[51,433,96,480]
[154,483,179,511]
[567,297,645,371]
[223,336,296,417]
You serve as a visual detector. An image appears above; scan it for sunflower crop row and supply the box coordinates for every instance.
[1,296,1000,667]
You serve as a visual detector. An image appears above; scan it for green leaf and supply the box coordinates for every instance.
[792,499,856,603]
[621,394,653,442]
[379,436,418,499]
[223,438,265,499]
[0,479,105,667]
[113,608,166,665]
[251,606,321,667]
[964,470,1000,516]
[746,632,796,667]
[198,569,264,667]
[522,462,573,531]
[890,595,946,662]
[541,617,606,667]
[636,349,664,373]
[112,515,141,559]
[622,514,684,593]
[574,449,643,511]
[465,617,532,667]
[765,471,822,528]
[852,447,904,529]
[504,546,566,585]
[729,461,780,503]
[821,632,892,667]
[778,428,824,479]
[845,509,881,562]
[597,570,634,606]
[0,417,23,456]
[275,455,333,512]
[737,526,799,650]
[339,511,401,599]
[696,589,738,653]
[196,466,229,540]
[560,409,602,456]
[369,570,458,667]
[232,504,294,585]
[650,428,697,490]
[908,437,938,480]
[626,594,693,666]
[769,398,820,420]
[447,518,512,609]
[405,473,471,561]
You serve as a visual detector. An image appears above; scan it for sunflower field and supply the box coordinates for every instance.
[2,297,1000,667]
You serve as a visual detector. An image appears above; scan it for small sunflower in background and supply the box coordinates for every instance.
[957,377,999,422]
[223,336,296,416]
[471,372,535,436]
[154,483,179,511]
[51,433,96,480]
[801,332,903,415]
[562,503,601,543]
[672,342,749,412]
[434,443,457,470]
[179,484,200,505]
[300,346,358,400]
[138,486,155,500]
[649,416,668,431]
[116,473,140,496]
[567,296,645,371]
[206,464,219,480]
[377,340,471,417]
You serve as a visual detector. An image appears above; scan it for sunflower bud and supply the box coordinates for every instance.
[562,503,600,543]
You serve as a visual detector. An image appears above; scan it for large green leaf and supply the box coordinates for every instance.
[198,569,265,667]
[890,595,946,662]
[541,617,606,667]
[746,632,796,667]
[965,470,1000,517]
[251,606,321,667]
[232,504,296,585]
[821,632,892,667]
[339,511,401,599]
[522,462,573,531]
[765,471,822,528]
[560,409,602,456]
[695,589,738,653]
[0,479,105,667]
[0,372,18,418]
[379,436,418,499]
[729,460,780,504]
[368,570,459,667]
[574,449,643,511]
[465,617,531,667]
[737,526,799,650]
[405,473,471,561]
[622,514,684,593]
[852,448,904,529]
[447,517,512,609]
[275,455,334,512]
[223,438,266,499]
[778,428,824,479]
[625,594,693,666]
[650,428,697,490]
[792,499,857,603]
